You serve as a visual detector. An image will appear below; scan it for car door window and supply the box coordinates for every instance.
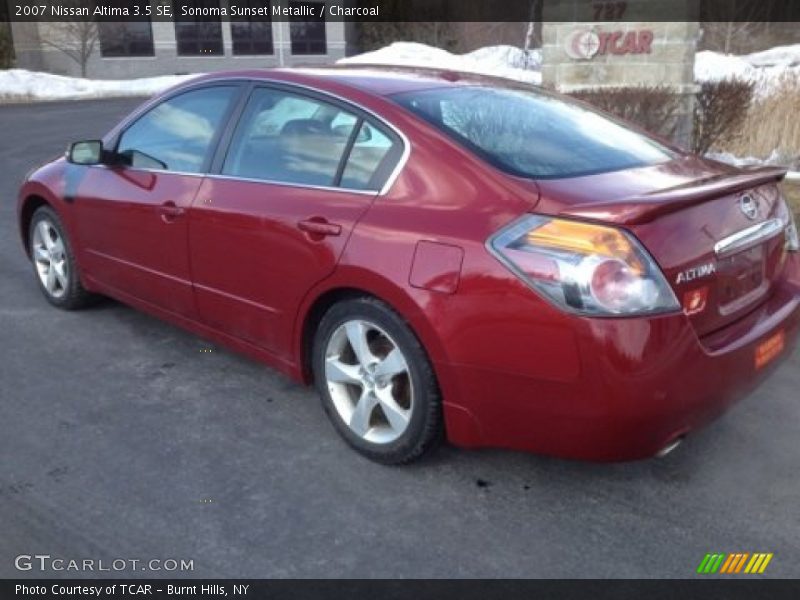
[340,121,396,191]
[117,86,237,173]
[222,88,358,187]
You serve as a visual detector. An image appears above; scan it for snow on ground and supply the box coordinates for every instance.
[707,151,800,179]
[337,42,542,85]
[0,69,199,102]
[743,43,800,68]
[695,44,800,97]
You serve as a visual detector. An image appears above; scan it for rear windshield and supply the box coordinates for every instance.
[391,86,675,179]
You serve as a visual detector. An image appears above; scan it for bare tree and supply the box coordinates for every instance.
[523,0,543,54]
[40,20,98,78]
[701,0,777,53]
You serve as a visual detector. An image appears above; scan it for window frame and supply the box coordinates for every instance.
[209,82,406,195]
[100,78,408,194]
[109,83,248,175]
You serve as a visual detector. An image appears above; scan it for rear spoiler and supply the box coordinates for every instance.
[560,166,788,225]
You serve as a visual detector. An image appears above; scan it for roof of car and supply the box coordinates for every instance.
[192,65,531,98]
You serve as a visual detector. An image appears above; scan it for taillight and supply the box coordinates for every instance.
[488,215,680,316]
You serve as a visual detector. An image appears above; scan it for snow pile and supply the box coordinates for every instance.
[707,150,800,180]
[339,40,800,98]
[707,149,784,168]
[337,42,542,85]
[467,44,542,72]
[695,44,800,97]
[744,44,800,68]
[0,69,200,102]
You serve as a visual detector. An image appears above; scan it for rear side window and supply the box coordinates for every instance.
[222,88,357,187]
[391,86,674,179]
[117,86,237,173]
[340,122,395,190]
[222,87,403,192]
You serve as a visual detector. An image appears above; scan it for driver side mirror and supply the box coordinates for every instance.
[67,140,104,165]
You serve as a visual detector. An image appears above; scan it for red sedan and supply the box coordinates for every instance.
[17,68,800,463]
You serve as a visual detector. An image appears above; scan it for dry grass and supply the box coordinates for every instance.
[713,72,800,168]
[782,179,800,220]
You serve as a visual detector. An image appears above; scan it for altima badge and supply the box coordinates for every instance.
[676,262,716,284]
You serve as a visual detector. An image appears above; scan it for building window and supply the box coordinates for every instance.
[231,0,273,55]
[173,0,224,56]
[99,22,155,58]
[289,1,327,55]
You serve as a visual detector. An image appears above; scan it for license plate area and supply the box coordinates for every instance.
[755,330,785,369]
[717,245,767,315]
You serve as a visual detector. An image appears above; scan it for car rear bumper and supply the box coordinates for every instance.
[442,254,800,461]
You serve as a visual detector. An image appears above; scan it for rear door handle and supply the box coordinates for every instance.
[298,218,342,237]
[159,201,185,222]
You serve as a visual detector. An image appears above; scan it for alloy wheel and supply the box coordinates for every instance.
[324,319,414,444]
[32,219,68,299]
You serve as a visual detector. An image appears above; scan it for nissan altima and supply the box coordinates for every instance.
[17,68,800,463]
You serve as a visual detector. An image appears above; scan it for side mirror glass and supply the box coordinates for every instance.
[67,140,103,165]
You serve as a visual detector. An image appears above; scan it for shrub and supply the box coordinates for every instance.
[692,78,754,154]
[568,80,755,155]
[568,86,686,142]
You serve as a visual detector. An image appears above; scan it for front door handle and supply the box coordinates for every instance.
[298,218,342,237]
[159,201,185,223]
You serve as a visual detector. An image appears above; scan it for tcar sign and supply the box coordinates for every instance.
[565,28,654,59]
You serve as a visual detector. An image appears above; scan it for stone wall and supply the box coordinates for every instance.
[542,22,699,93]
[541,2,699,148]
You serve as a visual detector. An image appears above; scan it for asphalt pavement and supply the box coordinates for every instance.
[0,98,798,578]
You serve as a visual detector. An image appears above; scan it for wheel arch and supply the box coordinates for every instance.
[19,193,54,257]
[294,270,451,388]
[294,273,485,448]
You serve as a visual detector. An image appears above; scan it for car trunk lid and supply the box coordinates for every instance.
[536,158,789,336]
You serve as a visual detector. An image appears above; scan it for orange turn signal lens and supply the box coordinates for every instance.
[525,219,645,274]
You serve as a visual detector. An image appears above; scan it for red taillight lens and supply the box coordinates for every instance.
[589,259,642,312]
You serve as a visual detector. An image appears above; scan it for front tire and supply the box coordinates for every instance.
[29,206,92,310]
[312,297,443,464]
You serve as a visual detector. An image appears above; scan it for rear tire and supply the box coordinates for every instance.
[29,206,93,310]
[312,296,443,464]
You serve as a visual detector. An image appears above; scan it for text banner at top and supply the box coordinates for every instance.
[4,0,800,23]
